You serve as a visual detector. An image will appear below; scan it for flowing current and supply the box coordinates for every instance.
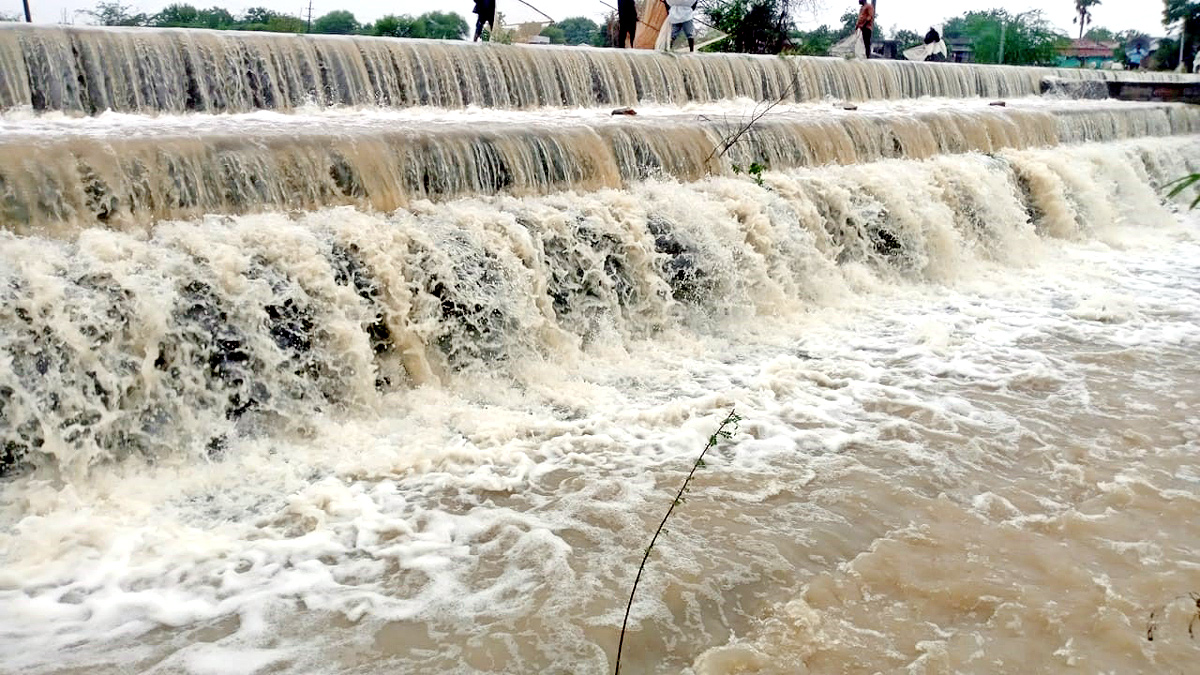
[2,27,1200,675]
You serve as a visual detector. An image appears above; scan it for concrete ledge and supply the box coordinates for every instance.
[1043,77,1200,104]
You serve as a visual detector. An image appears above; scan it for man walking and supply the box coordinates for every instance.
[472,0,495,42]
[856,0,875,59]
[663,0,698,52]
[617,0,637,48]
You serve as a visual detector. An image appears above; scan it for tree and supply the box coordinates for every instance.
[418,11,467,39]
[1084,26,1114,41]
[787,24,836,55]
[944,10,1067,66]
[151,4,233,29]
[1073,0,1101,40]
[152,3,199,26]
[705,0,787,54]
[1163,0,1200,71]
[539,24,567,44]
[839,9,858,35]
[77,1,149,26]
[0,11,21,21]
[238,7,304,32]
[197,7,234,29]
[557,16,601,45]
[1152,35,1181,69]
[311,10,358,34]
[893,29,920,47]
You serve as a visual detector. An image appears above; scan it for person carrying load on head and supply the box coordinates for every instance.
[662,0,698,52]
[617,0,638,48]
[473,0,496,42]
[856,0,875,59]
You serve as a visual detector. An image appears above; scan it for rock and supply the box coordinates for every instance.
[841,103,858,111]
[611,107,637,116]
[989,100,1006,107]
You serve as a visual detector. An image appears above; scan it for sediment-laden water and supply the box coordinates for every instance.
[2,24,1199,675]
[2,135,1199,673]
[0,25,1190,115]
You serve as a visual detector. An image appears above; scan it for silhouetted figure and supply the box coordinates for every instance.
[663,0,698,52]
[473,0,495,42]
[924,27,939,45]
[856,0,875,59]
[617,0,637,48]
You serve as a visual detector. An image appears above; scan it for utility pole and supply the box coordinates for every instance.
[998,10,1036,65]
[305,0,313,33]
[23,0,31,22]
[1180,22,1190,72]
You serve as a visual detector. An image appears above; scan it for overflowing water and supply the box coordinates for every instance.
[0,25,1194,116]
[1,26,1199,675]
[3,99,1200,232]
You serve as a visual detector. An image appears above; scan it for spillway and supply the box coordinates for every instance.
[0,24,1192,115]
[1,24,1199,675]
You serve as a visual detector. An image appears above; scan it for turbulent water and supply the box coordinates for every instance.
[3,100,1200,232]
[2,26,1200,675]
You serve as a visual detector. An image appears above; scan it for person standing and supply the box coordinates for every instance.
[856,0,875,59]
[617,0,637,48]
[662,0,698,52]
[473,0,496,42]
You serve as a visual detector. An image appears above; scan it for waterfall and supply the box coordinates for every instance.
[2,102,1198,232]
[2,137,1197,474]
[2,25,1200,477]
[0,25,1191,115]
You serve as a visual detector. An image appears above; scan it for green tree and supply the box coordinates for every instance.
[539,24,567,44]
[557,16,601,45]
[839,9,858,35]
[77,1,149,26]
[1073,0,1101,39]
[1153,35,1181,69]
[1163,0,1200,71]
[197,7,234,28]
[945,10,1067,66]
[151,4,233,28]
[417,11,467,39]
[370,14,415,37]
[1084,26,1114,41]
[893,29,920,47]
[311,10,358,34]
[151,3,200,26]
[705,0,796,54]
[787,25,836,55]
[369,13,465,39]
[238,7,304,32]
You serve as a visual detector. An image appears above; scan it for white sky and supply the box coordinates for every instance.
[7,0,1177,38]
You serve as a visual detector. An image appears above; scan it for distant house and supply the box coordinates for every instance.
[1058,38,1118,69]
[944,37,974,63]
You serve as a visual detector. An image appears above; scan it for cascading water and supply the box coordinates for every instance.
[0,25,1194,115]
[2,25,1199,675]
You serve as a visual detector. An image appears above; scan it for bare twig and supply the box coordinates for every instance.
[702,76,801,170]
[613,408,742,675]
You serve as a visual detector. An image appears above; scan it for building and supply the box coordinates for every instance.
[944,37,974,63]
[1057,38,1118,69]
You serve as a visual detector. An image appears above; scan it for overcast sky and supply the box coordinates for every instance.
[8,0,1177,38]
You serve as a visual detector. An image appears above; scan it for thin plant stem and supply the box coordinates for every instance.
[613,408,742,675]
[703,77,801,170]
